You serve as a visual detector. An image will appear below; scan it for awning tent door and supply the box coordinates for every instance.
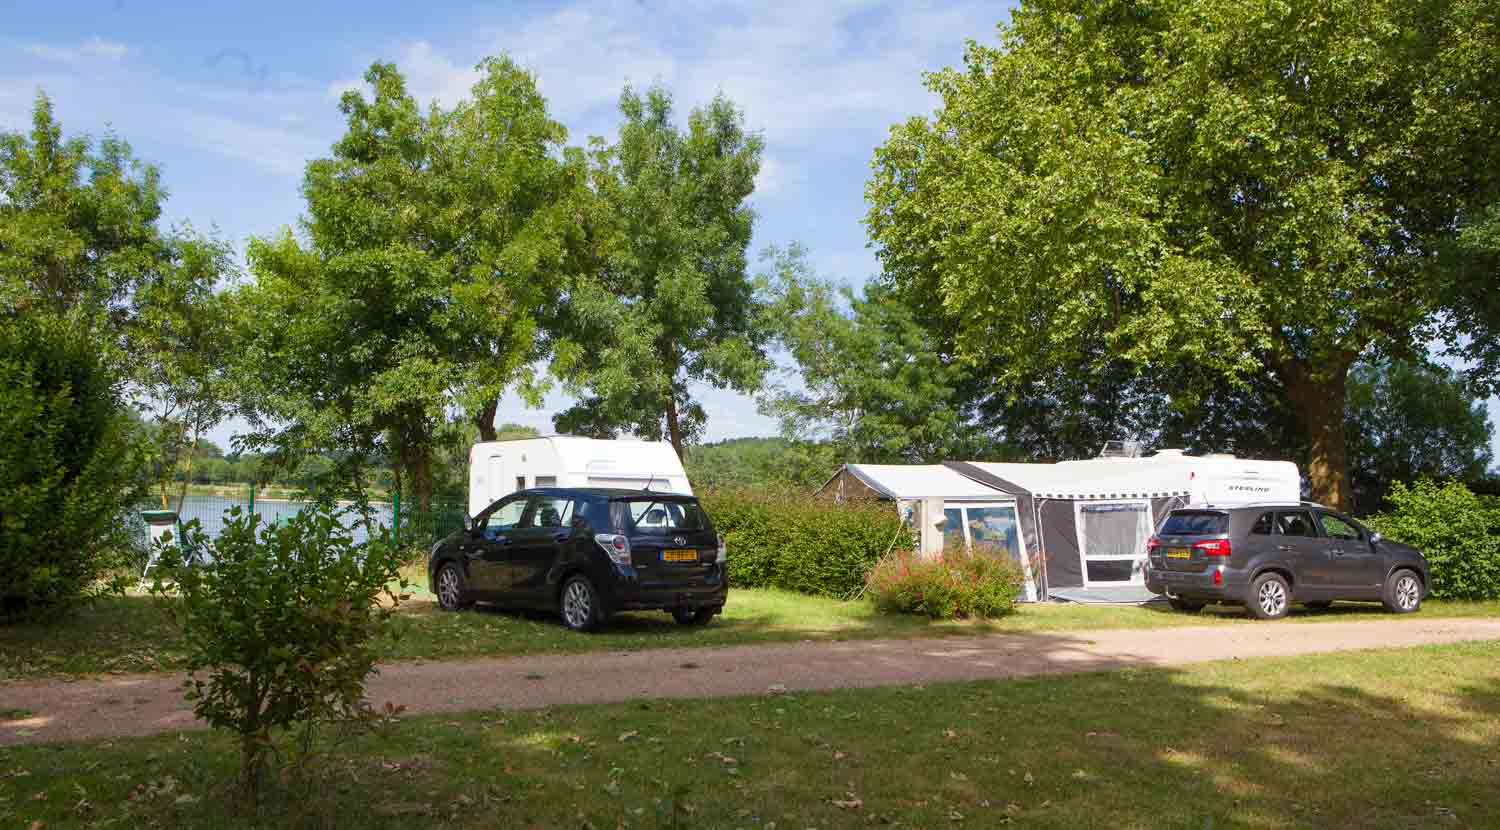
[1075,501,1152,586]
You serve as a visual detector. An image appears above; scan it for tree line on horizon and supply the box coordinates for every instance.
[3,0,1498,521]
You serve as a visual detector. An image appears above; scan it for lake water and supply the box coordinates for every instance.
[162,494,396,546]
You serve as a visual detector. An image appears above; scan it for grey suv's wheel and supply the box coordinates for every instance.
[671,606,716,626]
[1382,569,1423,614]
[1168,597,1206,613]
[1248,572,1291,620]
[435,562,471,612]
[560,575,604,632]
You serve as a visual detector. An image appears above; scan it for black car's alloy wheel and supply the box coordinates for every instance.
[671,607,715,626]
[1248,572,1291,620]
[436,563,469,612]
[560,575,603,632]
[1382,570,1422,614]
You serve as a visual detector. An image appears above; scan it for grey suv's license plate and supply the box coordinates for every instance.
[1166,548,1192,559]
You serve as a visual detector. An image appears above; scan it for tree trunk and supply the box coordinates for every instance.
[1282,359,1352,511]
[399,443,433,513]
[664,393,685,461]
[475,399,497,443]
[174,427,201,515]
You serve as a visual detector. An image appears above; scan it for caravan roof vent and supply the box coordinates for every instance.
[1152,448,1187,457]
[1098,440,1145,459]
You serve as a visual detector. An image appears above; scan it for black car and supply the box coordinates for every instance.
[1144,503,1428,620]
[427,487,726,631]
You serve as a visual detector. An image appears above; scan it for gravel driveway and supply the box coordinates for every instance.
[3,617,1497,747]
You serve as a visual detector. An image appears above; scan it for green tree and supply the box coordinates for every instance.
[553,85,769,458]
[127,237,235,510]
[1,92,165,318]
[233,59,583,509]
[867,0,1500,509]
[765,247,996,463]
[2,92,236,510]
[1346,360,1494,511]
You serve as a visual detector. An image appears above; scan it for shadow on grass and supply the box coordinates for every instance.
[4,640,1498,829]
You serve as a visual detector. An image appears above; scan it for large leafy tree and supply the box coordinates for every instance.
[2,91,233,511]
[553,85,768,458]
[1346,360,1494,510]
[1,93,166,318]
[234,59,584,509]
[867,0,1500,509]
[764,246,998,463]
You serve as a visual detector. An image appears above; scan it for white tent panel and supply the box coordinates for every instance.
[844,464,1016,501]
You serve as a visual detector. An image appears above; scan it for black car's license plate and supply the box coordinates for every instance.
[662,549,698,563]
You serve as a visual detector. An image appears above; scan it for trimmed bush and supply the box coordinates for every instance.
[1367,479,1500,600]
[0,314,144,621]
[866,547,1025,619]
[700,490,911,598]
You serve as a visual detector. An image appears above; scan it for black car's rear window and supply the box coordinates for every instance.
[617,498,709,532]
[1159,511,1228,536]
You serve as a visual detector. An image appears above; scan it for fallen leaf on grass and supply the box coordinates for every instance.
[618,730,639,742]
[950,771,969,782]
[831,795,863,809]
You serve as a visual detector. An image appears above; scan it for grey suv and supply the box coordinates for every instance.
[1144,504,1428,620]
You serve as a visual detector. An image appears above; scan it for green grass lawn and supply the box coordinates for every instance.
[4,579,1499,682]
[2,640,1497,828]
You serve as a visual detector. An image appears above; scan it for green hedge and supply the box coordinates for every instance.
[700,490,912,599]
[1,315,144,621]
[1367,479,1500,601]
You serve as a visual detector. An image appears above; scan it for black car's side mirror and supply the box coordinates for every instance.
[466,514,480,535]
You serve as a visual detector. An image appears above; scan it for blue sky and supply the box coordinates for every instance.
[4,0,1497,463]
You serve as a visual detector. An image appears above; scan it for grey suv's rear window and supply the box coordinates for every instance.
[1159,512,1228,535]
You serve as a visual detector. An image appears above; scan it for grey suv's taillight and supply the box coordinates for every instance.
[595,533,631,565]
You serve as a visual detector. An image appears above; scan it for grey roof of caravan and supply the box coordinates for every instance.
[838,464,1014,500]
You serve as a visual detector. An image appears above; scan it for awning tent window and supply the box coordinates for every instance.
[1078,502,1150,584]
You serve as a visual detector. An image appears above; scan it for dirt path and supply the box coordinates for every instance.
[3,617,1498,747]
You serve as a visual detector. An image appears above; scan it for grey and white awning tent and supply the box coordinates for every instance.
[816,452,1300,601]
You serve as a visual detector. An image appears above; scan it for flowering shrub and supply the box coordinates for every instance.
[865,547,1025,619]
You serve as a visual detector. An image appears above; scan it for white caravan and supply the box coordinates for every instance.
[467,436,692,516]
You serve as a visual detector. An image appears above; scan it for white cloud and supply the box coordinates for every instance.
[328,41,483,108]
[754,155,790,199]
[25,36,132,63]
[328,0,999,145]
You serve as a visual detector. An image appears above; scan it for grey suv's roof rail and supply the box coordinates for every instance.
[1188,501,1327,510]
